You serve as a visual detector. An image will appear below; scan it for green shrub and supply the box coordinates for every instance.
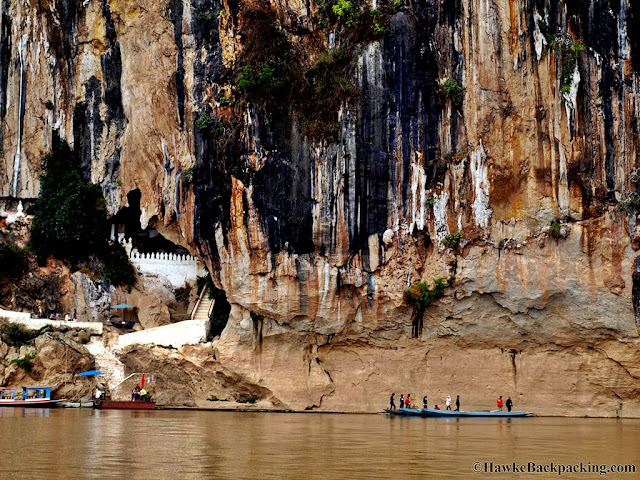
[619,193,640,212]
[11,353,35,373]
[195,113,215,131]
[297,48,358,141]
[318,0,400,43]
[182,165,197,184]
[195,6,214,21]
[237,65,285,98]
[100,241,136,289]
[442,231,463,249]
[1,324,48,346]
[219,96,233,107]
[197,272,215,296]
[443,78,465,109]
[332,0,354,22]
[549,221,561,239]
[537,19,555,46]
[560,42,582,94]
[618,169,640,213]
[424,197,435,207]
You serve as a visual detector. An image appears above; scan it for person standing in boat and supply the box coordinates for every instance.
[497,395,503,411]
[506,396,513,412]
[455,395,460,411]
[389,393,396,410]
[445,395,452,410]
[422,395,427,409]
[405,394,411,409]
[399,394,405,408]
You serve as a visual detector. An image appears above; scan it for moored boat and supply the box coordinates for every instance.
[386,407,531,417]
[94,398,156,410]
[0,387,63,407]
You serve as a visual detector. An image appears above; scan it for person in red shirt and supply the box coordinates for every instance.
[405,394,411,409]
[497,395,503,411]
[434,405,440,410]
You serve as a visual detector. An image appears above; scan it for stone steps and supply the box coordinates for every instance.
[191,286,214,322]
[86,340,126,390]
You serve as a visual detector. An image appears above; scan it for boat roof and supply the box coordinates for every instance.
[0,386,52,390]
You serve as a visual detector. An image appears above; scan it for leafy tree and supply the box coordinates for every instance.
[30,133,107,264]
[404,277,446,337]
[100,241,137,290]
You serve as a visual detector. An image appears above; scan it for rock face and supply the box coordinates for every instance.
[2,1,640,415]
[0,329,95,400]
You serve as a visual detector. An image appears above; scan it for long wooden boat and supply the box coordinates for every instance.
[0,387,63,407]
[94,398,156,410]
[386,407,531,417]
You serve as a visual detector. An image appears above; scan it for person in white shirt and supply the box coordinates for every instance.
[445,395,452,410]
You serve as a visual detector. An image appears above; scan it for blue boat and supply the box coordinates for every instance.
[386,407,531,417]
[0,386,63,407]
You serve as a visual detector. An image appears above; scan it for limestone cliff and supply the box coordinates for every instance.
[2,0,640,416]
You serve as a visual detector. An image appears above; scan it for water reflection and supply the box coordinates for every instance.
[0,410,637,479]
[0,407,50,417]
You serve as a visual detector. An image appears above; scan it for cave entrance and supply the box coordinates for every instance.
[110,189,190,256]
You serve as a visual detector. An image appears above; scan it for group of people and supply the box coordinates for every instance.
[496,395,514,412]
[389,393,461,411]
[44,309,77,321]
[131,385,150,402]
[389,393,514,412]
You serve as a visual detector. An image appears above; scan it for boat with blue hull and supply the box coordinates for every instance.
[386,407,531,417]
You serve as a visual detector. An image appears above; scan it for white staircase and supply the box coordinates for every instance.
[86,339,126,390]
[191,286,214,321]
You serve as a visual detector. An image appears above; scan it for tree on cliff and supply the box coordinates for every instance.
[404,277,446,337]
[30,132,136,288]
[30,132,107,263]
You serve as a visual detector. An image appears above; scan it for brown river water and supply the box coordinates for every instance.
[0,408,638,479]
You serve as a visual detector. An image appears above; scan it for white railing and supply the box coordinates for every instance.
[129,251,198,263]
[129,249,201,289]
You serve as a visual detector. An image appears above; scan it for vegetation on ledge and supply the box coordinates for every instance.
[442,231,463,249]
[11,353,35,373]
[404,277,446,337]
[443,78,465,109]
[1,323,49,347]
[618,169,640,213]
